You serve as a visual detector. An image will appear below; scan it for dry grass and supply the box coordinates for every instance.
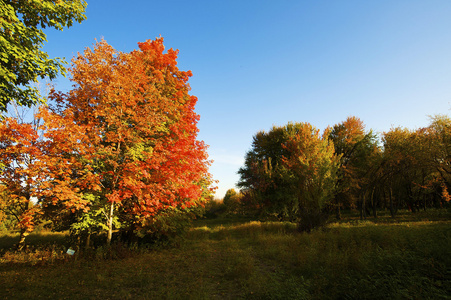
[0,210,450,299]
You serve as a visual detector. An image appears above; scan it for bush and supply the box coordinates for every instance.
[203,199,226,218]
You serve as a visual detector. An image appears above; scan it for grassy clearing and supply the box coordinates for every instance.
[0,211,450,299]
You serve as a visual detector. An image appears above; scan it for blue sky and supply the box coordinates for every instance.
[42,0,451,198]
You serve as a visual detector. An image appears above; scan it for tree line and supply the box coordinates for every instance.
[232,115,450,231]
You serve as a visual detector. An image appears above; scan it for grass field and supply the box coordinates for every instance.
[0,210,450,299]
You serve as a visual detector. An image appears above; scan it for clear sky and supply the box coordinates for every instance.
[42,0,451,198]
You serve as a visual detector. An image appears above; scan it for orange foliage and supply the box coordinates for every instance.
[441,183,451,202]
[37,38,213,231]
[0,118,44,234]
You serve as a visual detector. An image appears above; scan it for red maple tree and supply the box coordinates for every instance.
[39,38,213,244]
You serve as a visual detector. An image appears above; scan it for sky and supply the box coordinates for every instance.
[41,0,451,198]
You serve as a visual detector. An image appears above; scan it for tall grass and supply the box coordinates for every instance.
[0,212,449,299]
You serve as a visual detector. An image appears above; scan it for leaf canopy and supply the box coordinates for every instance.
[0,0,87,112]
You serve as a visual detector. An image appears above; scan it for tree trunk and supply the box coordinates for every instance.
[408,185,417,213]
[363,193,367,220]
[389,187,395,217]
[422,170,427,211]
[107,202,114,246]
[16,229,29,251]
[85,229,91,249]
[16,193,32,251]
[371,187,377,219]
[336,202,341,220]
[360,193,367,220]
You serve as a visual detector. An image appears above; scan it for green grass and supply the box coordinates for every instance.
[0,211,450,299]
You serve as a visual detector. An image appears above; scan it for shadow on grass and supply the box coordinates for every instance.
[0,234,18,251]
[0,232,68,250]
[335,208,451,223]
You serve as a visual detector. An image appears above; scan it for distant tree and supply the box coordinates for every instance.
[381,125,440,214]
[202,198,226,218]
[426,115,451,191]
[328,116,380,219]
[381,127,414,213]
[280,122,339,231]
[0,0,87,111]
[223,188,243,215]
[238,122,339,230]
[223,188,237,207]
[238,125,294,219]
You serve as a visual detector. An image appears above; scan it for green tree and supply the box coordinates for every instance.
[280,122,339,231]
[238,125,293,219]
[426,115,451,189]
[382,127,428,214]
[238,122,339,230]
[328,116,380,219]
[0,0,87,111]
[223,188,243,215]
[223,188,237,207]
[380,117,451,215]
